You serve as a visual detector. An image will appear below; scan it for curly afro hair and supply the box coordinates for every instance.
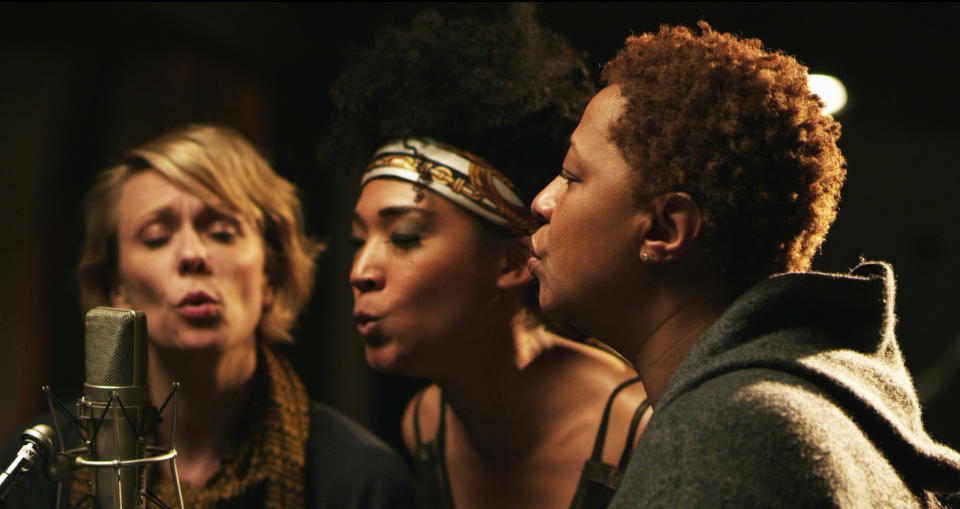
[324,4,594,337]
[325,4,594,204]
[602,21,846,289]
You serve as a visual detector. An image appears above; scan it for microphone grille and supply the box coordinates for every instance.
[84,307,147,386]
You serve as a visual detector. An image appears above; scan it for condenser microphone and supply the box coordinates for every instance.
[78,306,151,509]
[0,424,55,500]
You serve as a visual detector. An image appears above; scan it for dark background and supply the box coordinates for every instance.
[1,2,958,462]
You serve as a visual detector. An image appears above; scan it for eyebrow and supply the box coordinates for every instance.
[352,205,435,225]
[133,205,242,234]
[132,204,182,229]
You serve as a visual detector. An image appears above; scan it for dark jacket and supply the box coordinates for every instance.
[0,402,414,509]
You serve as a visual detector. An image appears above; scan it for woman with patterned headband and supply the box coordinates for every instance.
[327,6,651,509]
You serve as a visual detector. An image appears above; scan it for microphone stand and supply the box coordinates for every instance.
[44,384,186,509]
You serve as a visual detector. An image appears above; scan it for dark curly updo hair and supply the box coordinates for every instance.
[325,4,594,335]
[325,3,594,204]
[603,21,846,289]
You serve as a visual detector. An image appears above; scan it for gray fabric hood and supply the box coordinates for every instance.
[659,261,960,495]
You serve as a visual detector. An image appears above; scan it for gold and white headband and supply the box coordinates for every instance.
[363,138,537,231]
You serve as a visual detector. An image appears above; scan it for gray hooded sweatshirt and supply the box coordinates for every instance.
[611,262,960,508]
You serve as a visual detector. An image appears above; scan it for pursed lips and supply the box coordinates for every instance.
[353,310,385,340]
[353,311,381,325]
[527,232,545,275]
[176,290,220,320]
[529,230,544,260]
[178,290,218,307]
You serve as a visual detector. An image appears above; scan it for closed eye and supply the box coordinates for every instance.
[143,236,169,248]
[208,220,239,243]
[139,222,172,248]
[390,233,422,247]
[559,168,581,184]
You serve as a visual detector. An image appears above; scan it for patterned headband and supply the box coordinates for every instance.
[362,138,538,231]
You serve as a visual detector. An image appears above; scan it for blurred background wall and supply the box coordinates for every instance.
[1,2,958,461]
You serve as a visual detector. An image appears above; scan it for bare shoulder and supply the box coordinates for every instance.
[559,339,652,464]
[401,383,443,456]
[559,338,642,387]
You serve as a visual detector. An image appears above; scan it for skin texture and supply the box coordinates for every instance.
[351,178,651,509]
[530,86,649,345]
[109,169,273,484]
[332,11,655,504]
[350,178,508,377]
[531,86,725,406]
[111,170,273,354]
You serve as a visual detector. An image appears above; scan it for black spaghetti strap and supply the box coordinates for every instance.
[582,337,633,368]
[411,389,456,509]
[618,399,650,470]
[589,376,644,461]
[437,392,447,450]
[435,392,455,508]
[413,389,427,449]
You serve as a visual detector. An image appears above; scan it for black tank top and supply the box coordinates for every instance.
[412,377,649,509]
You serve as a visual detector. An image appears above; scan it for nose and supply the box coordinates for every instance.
[531,176,561,223]
[350,242,385,293]
[178,227,211,275]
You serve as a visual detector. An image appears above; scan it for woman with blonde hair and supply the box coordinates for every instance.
[4,124,414,508]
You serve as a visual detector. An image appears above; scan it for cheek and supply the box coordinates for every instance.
[391,256,450,305]
[550,199,590,251]
[394,247,497,314]
[563,190,623,235]
[551,202,632,279]
[219,248,269,301]
[115,252,168,306]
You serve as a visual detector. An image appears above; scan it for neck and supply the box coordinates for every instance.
[437,313,573,461]
[604,262,732,407]
[629,299,726,406]
[147,341,257,480]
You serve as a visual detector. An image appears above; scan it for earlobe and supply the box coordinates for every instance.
[497,265,534,290]
[496,238,535,290]
[497,264,534,289]
[262,281,276,310]
[639,192,702,262]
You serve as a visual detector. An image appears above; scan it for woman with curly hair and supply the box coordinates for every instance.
[329,6,650,509]
[530,21,960,507]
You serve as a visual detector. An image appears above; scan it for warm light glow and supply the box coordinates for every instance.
[808,74,847,115]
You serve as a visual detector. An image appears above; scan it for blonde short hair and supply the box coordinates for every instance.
[77,124,323,343]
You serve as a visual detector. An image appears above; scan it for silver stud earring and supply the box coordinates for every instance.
[641,252,650,263]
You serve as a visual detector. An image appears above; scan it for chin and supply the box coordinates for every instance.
[362,342,409,374]
[538,291,586,334]
[538,288,566,320]
[153,329,237,352]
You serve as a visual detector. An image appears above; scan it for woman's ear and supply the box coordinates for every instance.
[262,279,276,310]
[497,237,535,290]
[639,192,702,263]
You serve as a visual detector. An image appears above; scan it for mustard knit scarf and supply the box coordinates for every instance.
[70,344,310,508]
